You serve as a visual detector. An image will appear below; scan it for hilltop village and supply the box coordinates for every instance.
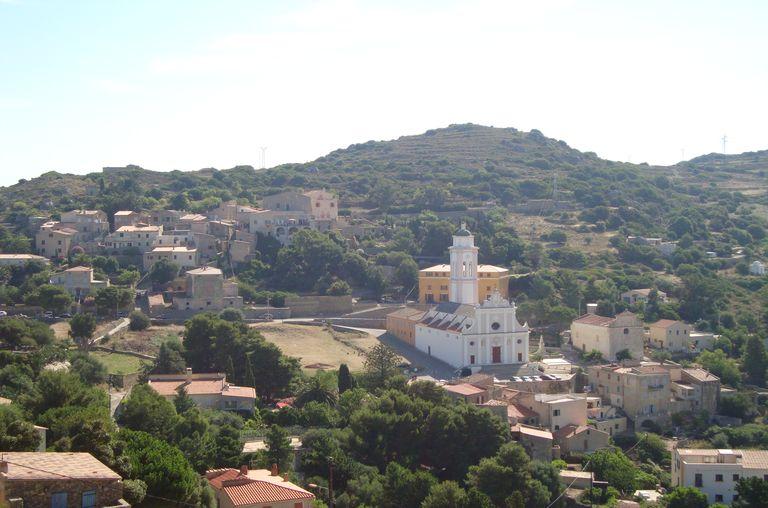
[1,158,768,508]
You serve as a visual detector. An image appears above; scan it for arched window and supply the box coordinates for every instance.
[623,328,629,334]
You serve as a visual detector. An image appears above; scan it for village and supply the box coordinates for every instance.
[1,181,767,508]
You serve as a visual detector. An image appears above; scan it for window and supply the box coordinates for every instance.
[715,495,723,503]
[695,473,703,487]
[623,328,629,334]
[554,425,560,431]
[716,474,723,482]
[553,409,561,416]
[733,474,740,481]
[52,492,68,508]
[82,490,96,508]
[470,355,475,364]
[491,322,500,330]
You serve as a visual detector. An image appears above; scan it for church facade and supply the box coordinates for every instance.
[411,226,529,369]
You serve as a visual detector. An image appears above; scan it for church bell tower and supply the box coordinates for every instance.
[449,223,479,305]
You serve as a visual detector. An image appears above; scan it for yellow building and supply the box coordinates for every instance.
[419,264,509,304]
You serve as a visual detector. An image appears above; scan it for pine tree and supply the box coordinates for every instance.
[337,363,355,393]
[224,355,236,382]
[174,387,196,414]
[244,358,256,389]
[743,335,767,387]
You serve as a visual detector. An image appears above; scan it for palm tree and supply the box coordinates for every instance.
[295,377,337,407]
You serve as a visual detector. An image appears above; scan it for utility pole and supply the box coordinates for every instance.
[722,135,727,155]
[328,456,335,508]
[260,147,267,169]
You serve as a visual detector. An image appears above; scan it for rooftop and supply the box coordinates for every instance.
[0,452,121,481]
[421,264,509,273]
[443,383,486,397]
[511,424,553,440]
[387,307,427,320]
[676,449,768,469]
[572,313,616,326]
[116,225,161,232]
[147,373,255,399]
[206,468,314,506]
[149,246,197,252]
[64,266,93,272]
[0,254,49,260]
[650,319,680,329]
[683,368,720,383]
[187,266,223,275]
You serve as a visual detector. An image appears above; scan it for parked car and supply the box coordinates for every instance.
[0,311,7,317]
[60,313,72,319]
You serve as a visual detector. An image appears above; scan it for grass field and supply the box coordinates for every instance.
[250,322,385,372]
[107,324,185,356]
[90,350,150,375]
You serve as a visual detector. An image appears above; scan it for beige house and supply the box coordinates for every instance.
[148,209,183,228]
[194,232,218,261]
[206,466,314,508]
[588,404,628,437]
[621,288,667,305]
[50,266,109,299]
[587,364,671,425]
[251,190,338,245]
[525,393,588,432]
[554,424,610,454]
[570,310,644,361]
[35,223,76,259]
[113,210,149,230]
[672,448,768,505]
[648,319,691,352]
[442,383,487,404]
[178,213,209,233]
[511,424,554,462]
[418,264,509,304]
[669,367,720,415]
[172,267,242,311]
[386,307,427,345]
[147,371,256,412]
[143,246,198,271]
[60,210,110,243]
[0,254,50,267]
[153,229,195,247]
[105,225,162,253]
[229,240,253,264]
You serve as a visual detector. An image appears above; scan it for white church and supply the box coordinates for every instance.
[413,225,530,369]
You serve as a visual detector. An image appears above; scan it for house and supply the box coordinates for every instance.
[507,403,540,427]
[511,424,554,462]
[262,189,338,222]
[526,394,588,432]
[59,210,110,243]
[153,229,195,248]
[113,210,149,230]
[668,367,720,416]
[672,448,768,505]
[148,209,184,228]
[411,226,529,369]
[143,246,198,271]
[385,307,427,345]
[621,288,667,305]
[250,190,338,245]
[35,223,76,259]
[229,240,253,264]
[648,319,691,352]
[749,260,766,276]
[172,267,242,311]
[205,465,314,508]
[587,364,672,426]
[0,452,129,508]
[570,310,644,361]
[178,213,209,233]
[554,424,610,454]
[442,383,487,404]
[193,232,219,261]
[587,402,628,437]
[0,254,50,267]
[50,266,109,299]
[559,470,593,489]
[688,330,716,352]
[418,264,510,304]
[147,370,256,413]
[105,225,163,254]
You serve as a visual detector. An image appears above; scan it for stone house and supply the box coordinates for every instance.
[0,254,50,267]
[143,246,198,271]
[147,370,256,413]
[50,266,109,299]
[35,223,76,259]
[570,310,644,361]
[172,267,242,311]
[511,424,554,462]
[385,307,427,345]
[621,288,667,305]
[648,319,691,352]
[112,211,149,230]
[554,424,610,454]
[0,452,129,508]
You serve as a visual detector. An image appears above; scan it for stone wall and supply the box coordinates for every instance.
[285,295,354,317]
[2,478,126,508]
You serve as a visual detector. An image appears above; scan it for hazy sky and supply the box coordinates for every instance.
[1,0,766,186]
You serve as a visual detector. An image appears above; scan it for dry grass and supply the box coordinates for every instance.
[507,213,615,255]
[106,324,185,356]
[250,322,384,372]
[50,318,126,342]
[90,351,150,375]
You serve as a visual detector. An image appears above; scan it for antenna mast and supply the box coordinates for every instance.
[722,135,727,155]
[260,147,267,169]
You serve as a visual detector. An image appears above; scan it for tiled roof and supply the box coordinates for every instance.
[554,424,589,440]
[511,424,553,440]
[683,368,719,382]
[443,383,485,396]
[148,376,256,399]
[64,266,93,272]
[206,469,314,506]
[387,307,428,320]
[650,319,680,329]
[0,452,121,481]
[573,314,615,326]
[508,403,539,421]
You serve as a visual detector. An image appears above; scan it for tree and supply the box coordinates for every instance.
[364,343,400,388]
[0,406,40,451]
[173,387,196,414]
[383,462,436,508]
[170,192,190,211]
[719,392,757,420]
[394,258,419,290]
[326,279,351,296]
[129,310,150,331]
[733,476,768,508]
[117,429,201,505]
[117,384,179,439]
[615,348,632,361]
[25,284,72,313]
[635,433,670,466]
[584,448,638,494]
[69,313,97,350]
[94,286,134,316]
[697,349,742,386]
[421,481,470,508]
[151,339,186,374]
[149,258,180,286]
[219,308,243,322]
[296,376,337,407]
[70,352,107,384]
[466,442,532,505]
[338,363,355,394]
[663,486,708,508]
[743,335,767,387]
[265,424,291,470]
[122,479,148,506]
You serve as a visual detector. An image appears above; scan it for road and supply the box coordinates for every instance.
[90,318,130,346]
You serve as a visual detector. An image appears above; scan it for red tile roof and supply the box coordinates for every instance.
[443,383,486,396]
[573,314,615,326]
[206,469,314,506]
[650,319,679,329]
[508,403,539,421]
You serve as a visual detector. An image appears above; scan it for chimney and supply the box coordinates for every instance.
[586,303,597,315]
[270,463,279,477]
[185,367,193,381]
[239,465,248,476]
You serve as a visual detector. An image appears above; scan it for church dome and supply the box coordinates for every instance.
[455,226,472,237]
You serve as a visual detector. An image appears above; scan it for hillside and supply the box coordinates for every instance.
[1,124,765,233]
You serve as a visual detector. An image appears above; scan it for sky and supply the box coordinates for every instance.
[1,0,767,186]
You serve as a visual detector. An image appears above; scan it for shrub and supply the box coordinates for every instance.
[129,311,150,331]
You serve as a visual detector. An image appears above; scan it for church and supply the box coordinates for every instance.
[405,225,530,370]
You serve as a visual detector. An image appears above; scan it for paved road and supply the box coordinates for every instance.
[91,318,130,346]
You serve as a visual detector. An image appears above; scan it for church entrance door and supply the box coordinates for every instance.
[492,346,501,363]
